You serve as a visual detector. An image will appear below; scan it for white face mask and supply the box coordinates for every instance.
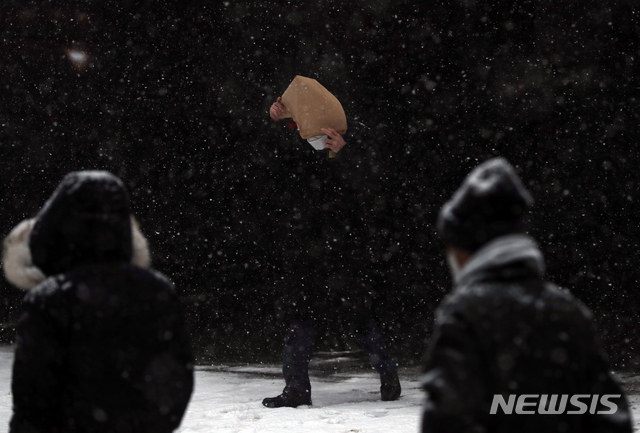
[446,251,463,284]
[307,135,328,150]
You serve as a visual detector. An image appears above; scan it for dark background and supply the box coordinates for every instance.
[1,0,638,368]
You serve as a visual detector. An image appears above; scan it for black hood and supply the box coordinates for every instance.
[29,171,133,276]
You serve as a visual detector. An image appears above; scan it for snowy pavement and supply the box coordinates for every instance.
[1,345,639,432]
[179,364,422,433]
[0,345,422,432]
[0,347,11,428]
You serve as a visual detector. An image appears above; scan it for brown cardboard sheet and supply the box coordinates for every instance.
[281,76,347,139]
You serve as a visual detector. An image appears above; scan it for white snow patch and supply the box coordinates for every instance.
[0,346,12,428]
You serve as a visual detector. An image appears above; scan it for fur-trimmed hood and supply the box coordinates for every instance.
[2,171,151,290]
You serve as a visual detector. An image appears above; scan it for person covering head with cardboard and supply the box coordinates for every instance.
[264,81,401,408]
[270,75,348,154]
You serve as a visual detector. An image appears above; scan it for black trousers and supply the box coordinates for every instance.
[282,319,397,395]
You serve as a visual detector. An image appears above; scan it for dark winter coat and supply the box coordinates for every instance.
[421,234,632,433]
[273,121,383,324]
[3,171,194,433]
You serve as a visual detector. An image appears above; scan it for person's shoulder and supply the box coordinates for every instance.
[434,282,493,322]
[145,268,177,293]
[114,264,178,295]
[66,263,178,297]
[453,279,593,324]
[23,265,180,313]
[23,274,67,304]
[542,282,595,321]
[447,280,583,311]
[441,281,497,307]
[435,280,530,323]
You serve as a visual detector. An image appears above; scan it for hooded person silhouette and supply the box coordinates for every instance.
[421,158,632,433]
[3,171,194,433]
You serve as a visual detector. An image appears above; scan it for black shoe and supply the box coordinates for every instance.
[380,372,401,401]
[262,389,312,408]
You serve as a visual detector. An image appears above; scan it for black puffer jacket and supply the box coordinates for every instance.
[421,235,631,433]
[3,171,194,433]
[273,121,384,323]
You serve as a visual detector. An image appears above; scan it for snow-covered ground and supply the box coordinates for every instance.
[0,345,422,432]
[0,347,11,428]
[1,345,639,432]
